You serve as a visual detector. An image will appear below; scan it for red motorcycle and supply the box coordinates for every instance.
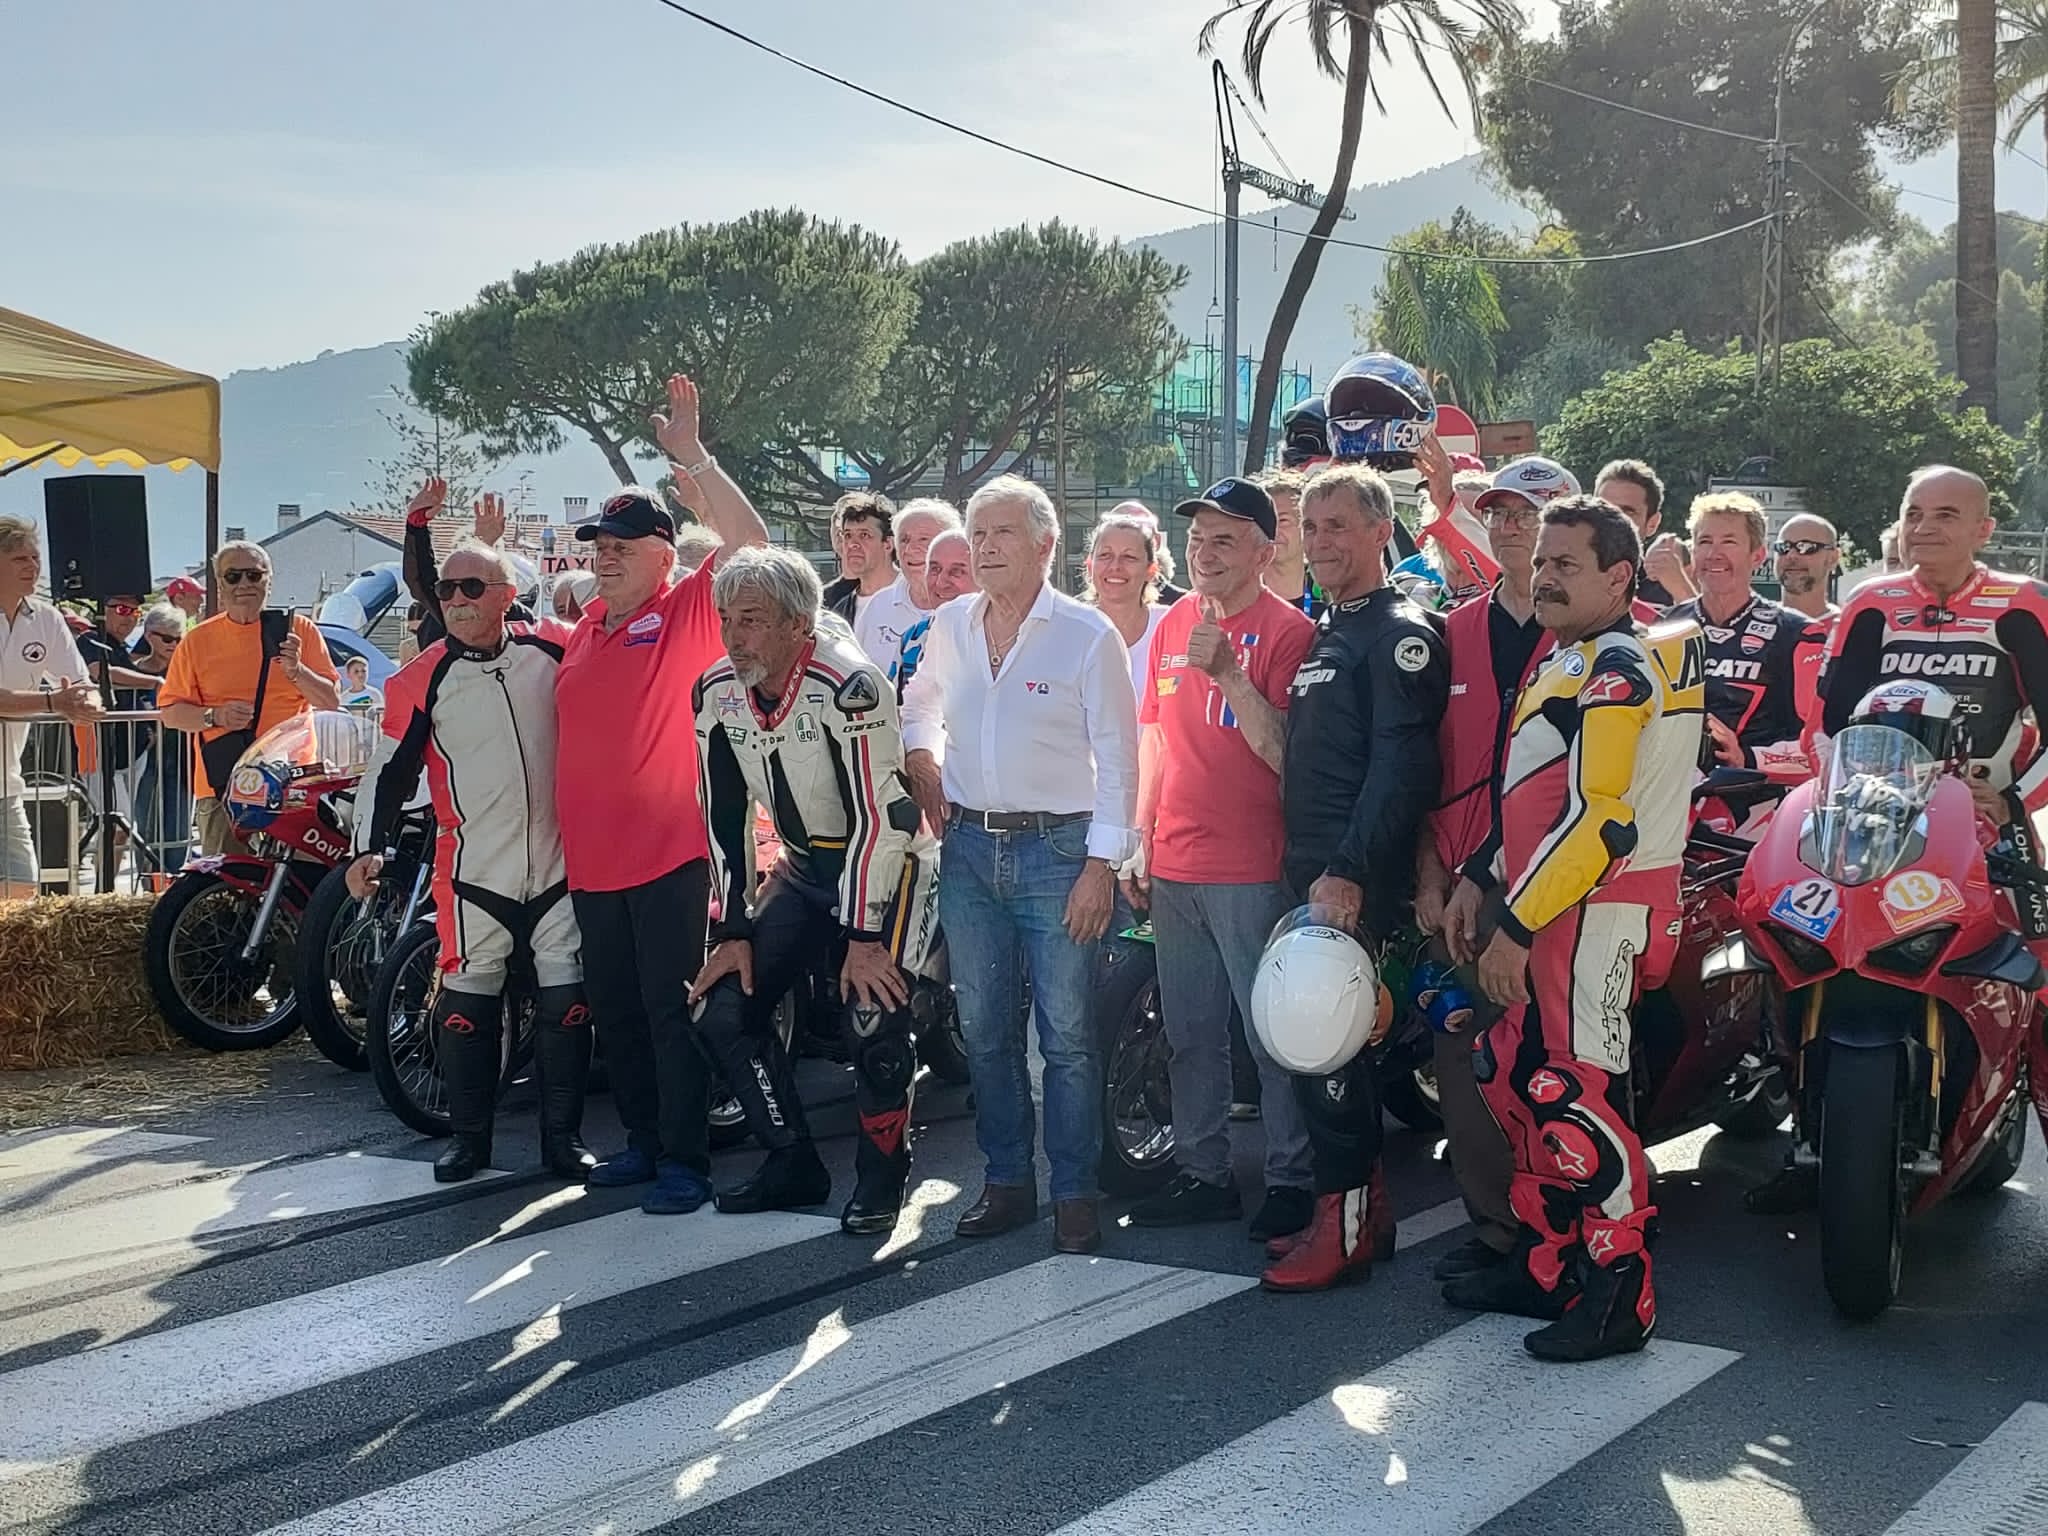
[1720,693,2041,1318]
[144,711,373,1051]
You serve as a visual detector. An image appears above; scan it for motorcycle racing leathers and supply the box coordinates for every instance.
[1461,616,1705,1335]
[1265,586,1448,1288]
[1668,593,1827,781]
[692,623,940,1226]
[356,619,589,1177]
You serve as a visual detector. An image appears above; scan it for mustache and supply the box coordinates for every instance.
[1533,586,1568,605]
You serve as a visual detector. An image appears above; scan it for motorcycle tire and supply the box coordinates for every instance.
[1380,1058,1444,1134]
[1096,938,1176,1198]
[367,922,537,1138]
[913,977,973,1087]
[1961,1089,2029,1197]
[1714,1071,1794,1141]
[1819,1042,1907,1321]
[293,863,392,1072]
[144,869,303,1052]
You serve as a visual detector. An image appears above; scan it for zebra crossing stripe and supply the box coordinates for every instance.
[1879,1403,2048,1536]
[0,1152,499,1299]
[0,1205,837,1480]
[1052,1314,1740,1535]
[254,1256,1254,1536]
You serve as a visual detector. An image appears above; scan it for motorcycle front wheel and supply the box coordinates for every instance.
[1096,939,1175,1198]
[294,863,399,1072]
[1819,1042,1906,1320]
[144,870,303,1051]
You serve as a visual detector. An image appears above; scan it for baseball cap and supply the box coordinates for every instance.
[165,575,202,600]
[575,488,675,544]
[1172,477,1277,540]
[1474,456,1580,513]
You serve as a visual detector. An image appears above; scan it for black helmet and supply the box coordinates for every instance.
[1323,353,1438,470]
[1280,394,1329,467]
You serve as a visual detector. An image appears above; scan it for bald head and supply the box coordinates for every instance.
[1773,512,1841,614]
[1900,465,1995,591]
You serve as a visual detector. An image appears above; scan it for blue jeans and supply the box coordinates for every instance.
[134,737,193,874]
[940,817,1105,1202]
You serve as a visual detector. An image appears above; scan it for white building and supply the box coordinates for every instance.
[258,510,404,613]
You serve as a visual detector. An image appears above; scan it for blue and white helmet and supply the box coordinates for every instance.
[1323,352,1438,467]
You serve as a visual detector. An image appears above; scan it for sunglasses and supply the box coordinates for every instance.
[147,631,180,646]
[107,601,140,617]
[1772,539,1836,556]
[221,568,267,586]
[434,576,507,601]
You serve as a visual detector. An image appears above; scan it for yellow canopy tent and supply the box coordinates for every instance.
[0,306,222,600]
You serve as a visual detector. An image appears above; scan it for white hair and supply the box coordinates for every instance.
[712,544,824,624]
[965,475,1061,565]
[444,536,519,586]
[925,527,970,565]
[0,515,37,557]
[896,497,963,536]
[141,602,184,638]
[212,539,271,575]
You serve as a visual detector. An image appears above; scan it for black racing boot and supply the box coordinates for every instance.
[433,991,502,1184]
[1524,1250,1656,1363]
[1432,1236,1511,1283]
[1441,1242,1576,1320]
[532,986,596,1182]
[717,1142,833,1215]
[841,1107,912,1235]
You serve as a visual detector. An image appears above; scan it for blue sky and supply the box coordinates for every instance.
[3,0,1510,375]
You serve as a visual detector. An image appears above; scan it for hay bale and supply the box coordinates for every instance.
[0,894,175,1071]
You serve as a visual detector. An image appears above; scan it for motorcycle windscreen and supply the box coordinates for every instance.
[1805,724,1937,887]
[226,710,379,814]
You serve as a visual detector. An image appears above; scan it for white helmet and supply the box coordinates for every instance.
[1250,906,1380,1076]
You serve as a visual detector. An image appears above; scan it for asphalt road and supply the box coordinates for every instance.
[1,1045,2044,1536]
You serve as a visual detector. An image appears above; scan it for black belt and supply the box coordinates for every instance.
[951,807,1090,833]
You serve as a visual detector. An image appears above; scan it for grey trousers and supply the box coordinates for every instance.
[1151,876,1313,1190]
[1423,923,1518,1254]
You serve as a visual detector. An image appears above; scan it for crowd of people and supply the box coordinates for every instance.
[8,347,2044,1369]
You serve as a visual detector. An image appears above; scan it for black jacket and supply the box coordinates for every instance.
[1280,585,1449,938]
[823,575,859,625]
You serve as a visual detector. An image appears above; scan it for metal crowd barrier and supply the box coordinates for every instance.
[1,710,196,897]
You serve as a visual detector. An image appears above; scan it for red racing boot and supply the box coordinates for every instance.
[1523,1209,1657,1362]
[1260,1165,1394,1292]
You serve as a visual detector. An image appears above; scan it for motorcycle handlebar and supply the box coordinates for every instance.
[1986,852,2048,892]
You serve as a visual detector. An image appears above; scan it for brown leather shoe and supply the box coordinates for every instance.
[1053,1198,1101,1254]
[956,1183,1037,1238]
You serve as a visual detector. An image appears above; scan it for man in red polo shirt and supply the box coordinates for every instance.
[1125,476,1319,1241]
[556,373,770,1215]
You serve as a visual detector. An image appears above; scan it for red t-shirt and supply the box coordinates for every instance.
[1141,590,1316,884]
[554,560,724,892]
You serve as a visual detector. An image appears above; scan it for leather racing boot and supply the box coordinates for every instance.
[532,986,596,1182]
[1523,1217,1657,1363]
[433,990,502,1184]
[716,1141,833,1214]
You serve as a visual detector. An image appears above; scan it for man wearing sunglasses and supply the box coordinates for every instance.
[157,542,339,856]
[348,537,591,1185]
[1772,515,1841,622]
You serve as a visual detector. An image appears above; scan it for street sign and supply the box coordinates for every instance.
[1435,405,1479,457]
[1707,479,1808,532]
[1478,420,1538,458]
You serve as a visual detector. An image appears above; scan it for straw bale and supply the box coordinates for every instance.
[0,895,172,1071]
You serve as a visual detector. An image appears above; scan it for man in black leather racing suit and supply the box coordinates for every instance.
[690,546,940,1235]
[1262,464,1449,1293]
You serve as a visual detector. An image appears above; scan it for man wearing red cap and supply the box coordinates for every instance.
[165,576,204,623]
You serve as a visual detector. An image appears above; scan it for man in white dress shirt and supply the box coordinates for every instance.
[0,516,100,896]
[902,475,1140,1254]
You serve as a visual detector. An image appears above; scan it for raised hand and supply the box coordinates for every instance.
[1415,431,1455,516]
[406,478,448,529]
[1186,597,1236,678]
[472,492,506,546]
[650,374,705,465]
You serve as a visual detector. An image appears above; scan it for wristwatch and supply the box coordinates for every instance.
[202,707,217,729]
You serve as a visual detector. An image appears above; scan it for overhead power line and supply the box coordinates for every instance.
[649,0,1773,268]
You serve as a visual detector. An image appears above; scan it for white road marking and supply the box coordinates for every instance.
[1053,1314,1740,1535]
[0,1152,498,1299]
[1880,1402,2048,1536]
[254,1257,1255,1536]
[0,1206,837,1479]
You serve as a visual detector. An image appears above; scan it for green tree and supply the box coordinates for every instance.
[1543,335,2018,550]
[357,383,500,515]
[1484,0,1940,354]
[1498,321,1634,427]
[764,223,1186,506]
[1200,0,1525,473]
[408,210,916,496]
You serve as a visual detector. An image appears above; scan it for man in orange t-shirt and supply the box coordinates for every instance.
[156,541,338,855]
[1125,476,1318,1242]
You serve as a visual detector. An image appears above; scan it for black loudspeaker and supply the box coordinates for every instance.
[43,476,153,602]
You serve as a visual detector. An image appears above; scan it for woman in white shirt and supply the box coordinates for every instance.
[1084,513,1172,703]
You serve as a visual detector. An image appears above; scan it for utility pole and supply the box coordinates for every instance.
[1214,63,1353,475]
[1054,346,1072,593]
[1757,0,1830,387]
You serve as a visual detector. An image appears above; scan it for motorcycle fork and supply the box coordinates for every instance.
[1791,985,1825,1168]
[241,862,293,964]
[1915,996,1945,1177]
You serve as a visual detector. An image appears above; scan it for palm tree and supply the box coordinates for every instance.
[1900,0,2048,434]
[1957,0,2002,416]
[1365,251,1508,417]
[1201,0,1523,472]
